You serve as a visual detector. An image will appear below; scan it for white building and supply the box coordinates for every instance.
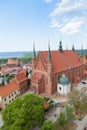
[0,81,20,109]
[57,73,71,95]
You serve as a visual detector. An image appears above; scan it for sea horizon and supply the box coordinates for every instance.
[0,51,32,59]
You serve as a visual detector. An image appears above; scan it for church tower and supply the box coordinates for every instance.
[59,41,63,52]
[32,44,36,69]
[47,43,53,94]
[47,43,52,73]
[72,44,75,51]
[80,44,84,64]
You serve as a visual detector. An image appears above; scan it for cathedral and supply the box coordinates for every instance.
[30,42,87,95]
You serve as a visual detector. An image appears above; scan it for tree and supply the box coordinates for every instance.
[1,94,45,130]
[64,105,75,121]
[41,120,55,130]
[68,89,87,119]
[85,52,87,59]
[55,112,69,130]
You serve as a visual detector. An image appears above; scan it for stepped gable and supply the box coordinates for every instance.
[40,50,81,73]
[0,81,19,97]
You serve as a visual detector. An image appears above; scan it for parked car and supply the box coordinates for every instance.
[82,81,86,84]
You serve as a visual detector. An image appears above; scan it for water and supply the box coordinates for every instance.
[0,51,32,59]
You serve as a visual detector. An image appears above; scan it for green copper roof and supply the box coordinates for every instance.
[59,74,69,85]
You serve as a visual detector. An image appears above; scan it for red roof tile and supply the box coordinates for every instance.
[15,72,27,82]
[44,101,49,109]
[7,59,19,65]
[40,50,81,73]
[0,81,19,97]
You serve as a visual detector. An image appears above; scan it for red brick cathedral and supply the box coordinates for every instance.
[30,42,87,95]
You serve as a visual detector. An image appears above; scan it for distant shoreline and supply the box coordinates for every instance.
[0,51,32,59]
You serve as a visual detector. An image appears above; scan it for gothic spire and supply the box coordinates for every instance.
[59,41,63,52]
[48,42,51,61]
[81,44,83,56]
[66,45,68,50]
[72,44,75,51]
[33,44,36,59]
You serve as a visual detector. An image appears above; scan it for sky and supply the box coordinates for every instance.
[0,0,87,52]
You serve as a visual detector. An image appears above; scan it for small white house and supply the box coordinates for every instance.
[57,73,71,95]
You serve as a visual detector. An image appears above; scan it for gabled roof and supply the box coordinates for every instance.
[39,50,81,73]
[7,59,19,65]
[0,81,19,97]
[15,72,27,82]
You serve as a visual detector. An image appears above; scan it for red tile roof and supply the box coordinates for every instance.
[44,101,49,109]
[40,50,81,73]
[7,59,19,65]
[15,72,27,82]
[0,81,19,97]
[19,69,27,76]
[1,67,21,74]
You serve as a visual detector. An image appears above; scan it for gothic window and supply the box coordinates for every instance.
[5,104,7,107]
[4,98,6,101]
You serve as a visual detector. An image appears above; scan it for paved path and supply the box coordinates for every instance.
[75,115,87,130]
[77,80,87,91]
[45,107,62,123]
[73,119,81,126]
[0,113,3,127]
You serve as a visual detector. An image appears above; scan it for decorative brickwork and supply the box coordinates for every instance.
[30,50,87,95]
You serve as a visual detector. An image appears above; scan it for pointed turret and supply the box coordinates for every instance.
[33,44,36,59]
[72,44,75,51]
[80,44,84,64]
[48,43,51,61]
[81,44,83,57]
[59,41,63,52]
[66,45,68,50]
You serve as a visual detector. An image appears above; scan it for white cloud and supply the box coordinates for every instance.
[45,0,52,3]
[60,17,85,35]
[49,18,62,28]
[49,0,87,35]
[50,0,86,16]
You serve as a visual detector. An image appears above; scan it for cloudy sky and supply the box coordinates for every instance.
[0,0,87,52]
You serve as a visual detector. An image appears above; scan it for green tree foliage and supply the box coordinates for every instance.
[19,53,33,63]
[64,105,75,121]
[1,94,45,130]
[0,58,7,65]
[55,112,69,130]
[41,120,55,130]
[68,89,87,119]
[85,52,87,59]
